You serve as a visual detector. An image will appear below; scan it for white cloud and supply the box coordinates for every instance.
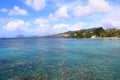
[72,22,89,29]
[33,18,50,33]
[74,0,113,17]
[49,6,69,21]
[52,24,70,33]
[52,22,87,33]
[28,18,86,35]
[102,7,120,28]
[3,19,30,32]
[25,0,46,11]
[0,8,8,13]
[9,6,28,16]
[34,18,49,25]
[0,18,18,23]
[86,6,120,29]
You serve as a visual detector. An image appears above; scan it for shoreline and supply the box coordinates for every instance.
[92,37,120,39]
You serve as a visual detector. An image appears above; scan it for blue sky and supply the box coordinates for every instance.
[0,0,120,37]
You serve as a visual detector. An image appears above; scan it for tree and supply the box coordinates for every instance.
[76,32,83,38]
[94,27,105,37]
[85,32,92,38]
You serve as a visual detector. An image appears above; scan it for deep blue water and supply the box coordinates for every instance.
[0,38,120,80]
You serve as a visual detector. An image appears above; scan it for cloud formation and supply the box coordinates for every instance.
[25,0,46,11]
[0,8,8,13]
[49,6,69,21]
[3,19,30,32]
[9,6,28,16]
[74,0,112,17]
[34,18,50,32]
[102,7,120,28]
[0,6,28,16]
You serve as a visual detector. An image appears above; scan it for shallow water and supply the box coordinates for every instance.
[0,38,120,80]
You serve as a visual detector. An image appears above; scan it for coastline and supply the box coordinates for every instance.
[93,37,120,39]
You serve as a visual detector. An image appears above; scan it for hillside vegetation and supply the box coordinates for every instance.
[61,27,120,38]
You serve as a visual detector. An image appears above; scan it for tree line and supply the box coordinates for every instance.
[67,27,120,38]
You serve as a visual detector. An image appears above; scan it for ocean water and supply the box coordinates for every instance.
[0,38,120,80]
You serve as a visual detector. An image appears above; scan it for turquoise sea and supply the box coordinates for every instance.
[0,38,120,80]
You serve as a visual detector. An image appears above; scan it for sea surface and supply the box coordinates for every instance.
[0,38,120,80]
